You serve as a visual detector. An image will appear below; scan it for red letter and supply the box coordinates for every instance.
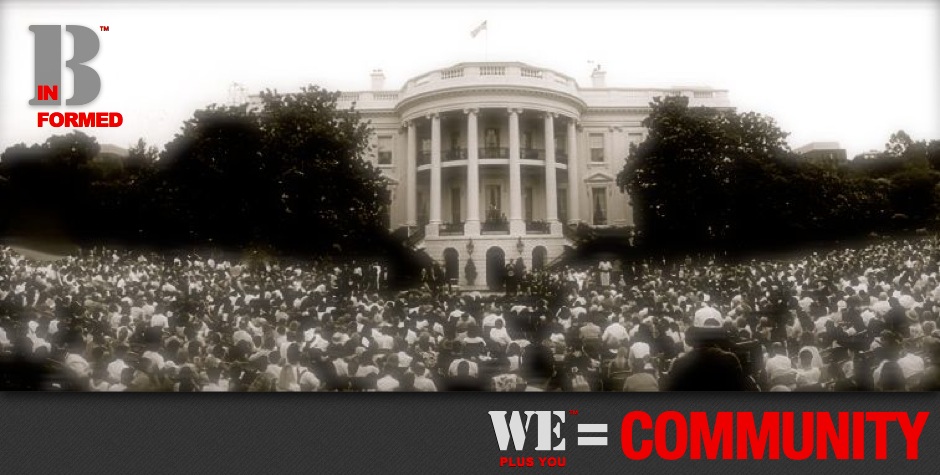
[38,112,49,127]
[655,411,688,460]
[96,112,109,127]
[621,411,653,460]
[896,412,929,460]
[77,112,93,127]
[49,113,63,127]
[690,412,733,459]
[853,412,865,459]
[737,412,780,459]
[866,412,897,460]
[816,412,849,460]
[499,457,507,467]
[64,112,77,127]
[109,112,123,127]
[782,412,814,460]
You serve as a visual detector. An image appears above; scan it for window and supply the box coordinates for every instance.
[592,187,607,225]
[485,128,500,148]
[451,188,461,223]
[377,135,392,165]
[524,187,533,221]
[486,185,502,221]
[558,189,568,223]
[417,191,428,225]
[590,133,605,162]
[522,131,533,149]
[450,131,460,151]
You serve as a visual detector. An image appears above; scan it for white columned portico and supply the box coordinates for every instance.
[465,108,481,236]
[544,113,561,235]
[508,108,525,235]
[567,119,580,225]
[427,113,441,237]
[405,121,417,227]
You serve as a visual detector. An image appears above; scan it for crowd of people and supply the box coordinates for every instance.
[1,235,939,392]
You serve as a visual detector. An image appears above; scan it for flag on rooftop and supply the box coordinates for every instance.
[470,20,487,38]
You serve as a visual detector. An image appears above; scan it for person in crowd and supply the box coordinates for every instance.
[3,235,940,392]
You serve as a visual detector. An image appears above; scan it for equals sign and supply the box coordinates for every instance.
[577,424,608,446]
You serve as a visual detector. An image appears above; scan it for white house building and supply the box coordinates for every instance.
[254,62,731,289]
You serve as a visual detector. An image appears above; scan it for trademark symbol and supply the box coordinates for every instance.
[99,26,109,31]
[569,410,579,415]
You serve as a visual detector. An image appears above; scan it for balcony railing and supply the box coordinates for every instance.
[526,221,550,234]
[482,220,509,233]
[419,148,567,165]
[440,222,465,235]
[443,148,467,161]
[520,148,544,160]
[480,147,509,159]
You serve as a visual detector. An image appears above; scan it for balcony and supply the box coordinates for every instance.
[482,221,509,234]
[480,147,509,159]
[520,148,544,160]
[525,221,550,234]
[482,212,509,234]
[443,148,467,161]
[440,222,465,235]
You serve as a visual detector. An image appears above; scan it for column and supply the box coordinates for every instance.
[465,108,481,236]
[508,108,524,235]
[567,119,580,225]
[544,113,561,235]
[427,113,441,237]
[405,121,417,227]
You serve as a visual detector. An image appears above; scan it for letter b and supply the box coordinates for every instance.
[30,25,101,106]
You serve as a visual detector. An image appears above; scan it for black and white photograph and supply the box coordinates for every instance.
[0,1,938,392]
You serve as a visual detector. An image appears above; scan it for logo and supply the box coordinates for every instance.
[30,25,101,106]
[485,410,929,467]
[29,24,122,128]
[487,410,610,468]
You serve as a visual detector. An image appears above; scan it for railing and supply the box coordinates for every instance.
[480,147,509,159]
[373,92,399,101]
[441,68,464,79]
[526,221,550,234]
[482,220,509,233]
[419,148,565,164]
[443,149,467,161]
[521,68,542,78]
[479,66,506,76]
[520,148,544,160]
[339,92,360,102]
[440,222,465,235]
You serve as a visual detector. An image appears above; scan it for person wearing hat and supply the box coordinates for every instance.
[663,307,754,391]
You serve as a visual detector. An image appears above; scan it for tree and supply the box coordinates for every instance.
[154,86,391,255]
[617,96,794,251]
[0,131,100,243]
[617,96,908,254]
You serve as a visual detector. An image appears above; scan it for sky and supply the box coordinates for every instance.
[1,1,937,159]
